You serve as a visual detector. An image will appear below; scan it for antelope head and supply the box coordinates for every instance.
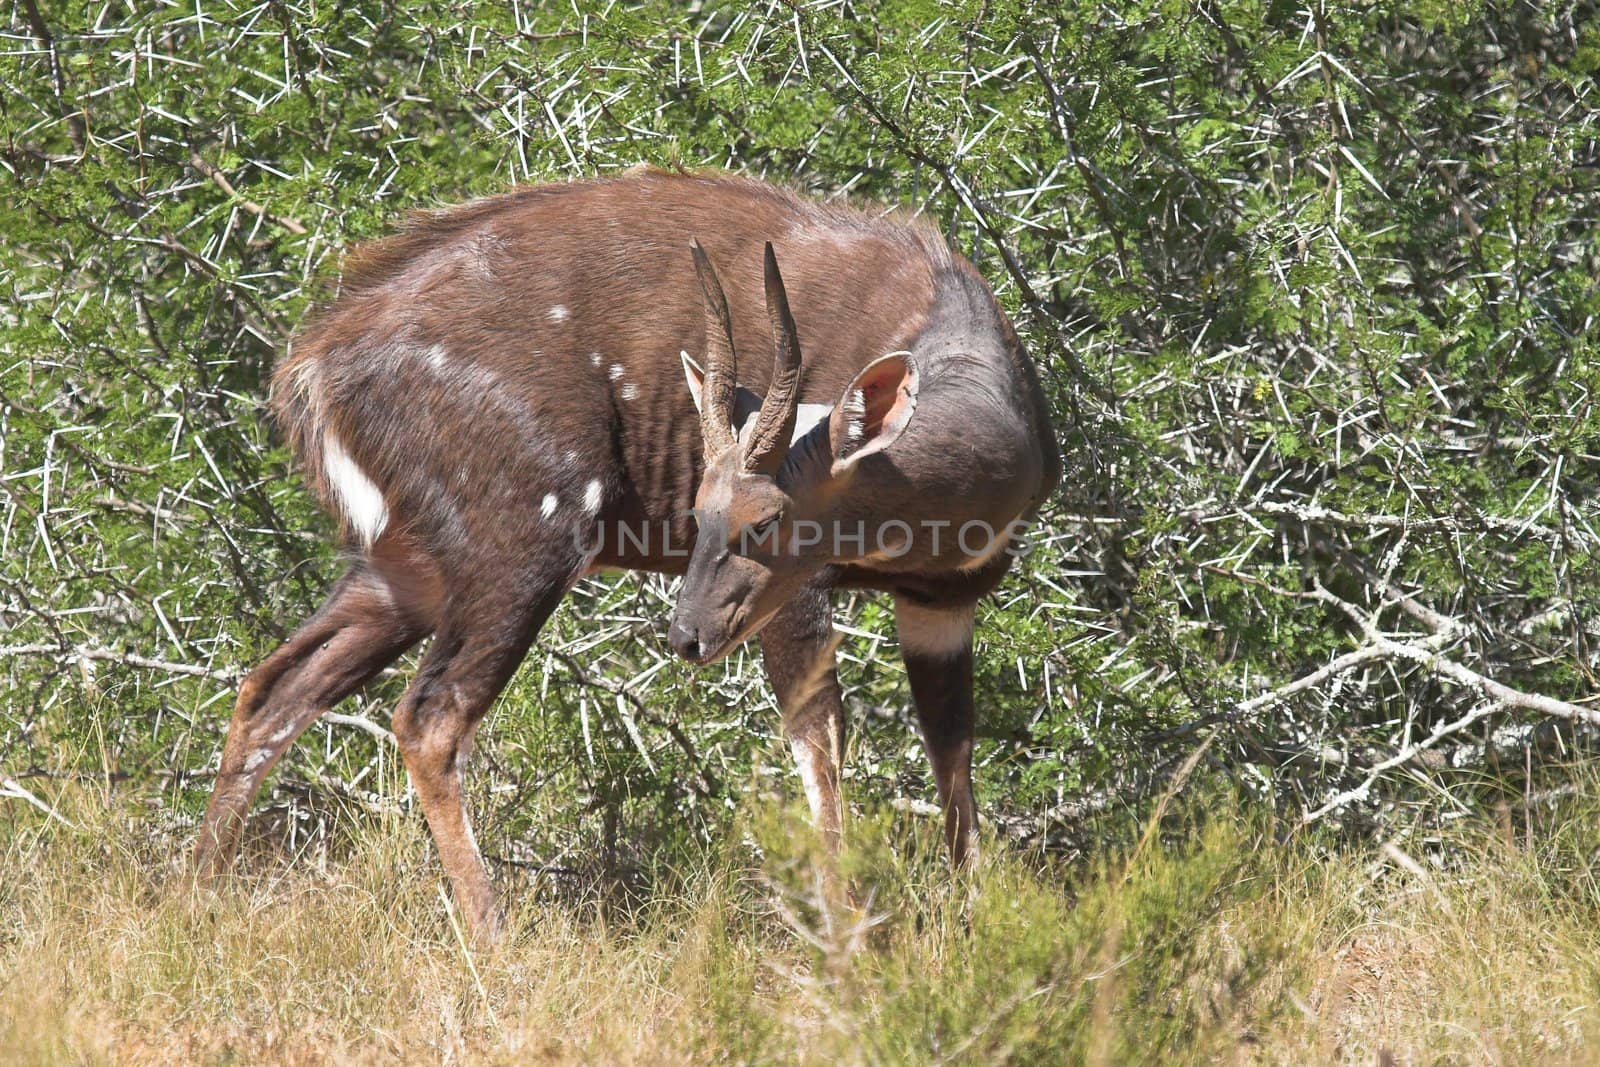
[669,240,919,664]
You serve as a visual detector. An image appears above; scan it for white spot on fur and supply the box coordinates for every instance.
[322,432,388,546]
[584,479,603,512]
[608,363,625,381]
[267,721,297,745]
[548,304,568,322]
[896,601,975,658]
[541,493,559,520]
[458,363,502,395]
[589,352,603,368]
[621,383,639,401]
[425,344,448,370]
[563,450,579,465]
[243,749,271,774]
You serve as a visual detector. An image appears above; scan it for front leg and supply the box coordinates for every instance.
[895,597,979,867]
[759,585,846,852]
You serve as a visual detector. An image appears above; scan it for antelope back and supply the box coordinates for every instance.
[272,169,949,583]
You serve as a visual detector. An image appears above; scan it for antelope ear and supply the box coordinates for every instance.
[681,350,707,413]
[829,352,918,477]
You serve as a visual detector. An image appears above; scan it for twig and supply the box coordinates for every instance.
[19,0,86,153]
[0,643,238,682]
[1184,500,1589,547]
[324,712,395,745]
[1,645,404,743]
[1234,641,1397,717]
[0,775,78,828]
[1370,632,1600,725]
[1303,582,1600,725]
[188,153,309,235]
[1298,700,1500,823]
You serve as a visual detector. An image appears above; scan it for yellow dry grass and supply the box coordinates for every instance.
[6,778,1600,1065]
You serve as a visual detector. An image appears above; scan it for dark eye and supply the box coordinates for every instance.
[736,513,780,554]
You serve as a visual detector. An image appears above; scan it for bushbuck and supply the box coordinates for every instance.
[195,168,1060,939]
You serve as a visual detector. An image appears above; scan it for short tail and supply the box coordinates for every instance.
[269,346,334,523]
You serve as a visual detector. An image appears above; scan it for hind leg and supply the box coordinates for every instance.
[195,565,427,879]
[389,574,572,943]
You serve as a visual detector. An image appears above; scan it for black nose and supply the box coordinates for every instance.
[668,620,703,663]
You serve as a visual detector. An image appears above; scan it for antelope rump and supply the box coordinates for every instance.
[194,168,1061,938]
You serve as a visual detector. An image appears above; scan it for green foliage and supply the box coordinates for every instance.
[2,0,1597,876]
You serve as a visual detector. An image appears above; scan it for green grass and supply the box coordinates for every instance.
[6,774,1600,1065]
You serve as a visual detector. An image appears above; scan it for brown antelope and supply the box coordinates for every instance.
[195,168,1060,939]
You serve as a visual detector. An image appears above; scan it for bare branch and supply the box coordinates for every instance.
[0,643,238,683]
[18,0,86,153]
[189,153,309,236]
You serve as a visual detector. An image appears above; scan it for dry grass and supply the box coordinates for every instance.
[6,777,1600,1065]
